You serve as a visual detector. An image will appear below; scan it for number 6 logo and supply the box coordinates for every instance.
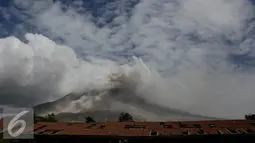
[7,110,29,138]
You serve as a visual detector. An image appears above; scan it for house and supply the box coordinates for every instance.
[1,120,255,143]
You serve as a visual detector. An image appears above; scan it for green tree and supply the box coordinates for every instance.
[85,116,96,123]
[34,113,57,123]
[45,113,57,122]
[34,114,45,123]
[118,112,134,122]
[245,114,255,120]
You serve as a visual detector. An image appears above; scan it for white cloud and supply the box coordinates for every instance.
[1,0,255,119]
[0,33,120,107]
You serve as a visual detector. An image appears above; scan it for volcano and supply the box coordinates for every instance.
[34,87,220,122]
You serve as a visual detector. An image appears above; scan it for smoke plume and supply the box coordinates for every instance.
[0,0,255,119]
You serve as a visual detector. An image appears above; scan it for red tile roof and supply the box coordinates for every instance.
[0,120,2,130]
[1,119,255,136]
[32,120,255,137]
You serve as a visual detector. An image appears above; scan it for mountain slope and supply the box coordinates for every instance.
[56,110,146,122]
[34,90,221,121]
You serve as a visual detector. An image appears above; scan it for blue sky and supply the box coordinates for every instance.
[0,0,255,118]
[0,0,254,70]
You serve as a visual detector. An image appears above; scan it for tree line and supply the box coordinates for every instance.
[245,114,255,120]
[34,112,135,123]
[34,113,255,123]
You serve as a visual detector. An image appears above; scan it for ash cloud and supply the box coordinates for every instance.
[0,0,255,119]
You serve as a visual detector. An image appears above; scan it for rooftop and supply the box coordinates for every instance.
[1,119,255,137]
[34,120,255,136]
[0,120,2,130]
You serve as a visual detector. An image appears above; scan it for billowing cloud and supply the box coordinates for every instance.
[0,0,255,119]
[0,33,120,107]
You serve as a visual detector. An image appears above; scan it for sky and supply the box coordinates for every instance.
[0,0,255,119]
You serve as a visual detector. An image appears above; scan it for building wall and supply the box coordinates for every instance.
[3,134,255,143]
